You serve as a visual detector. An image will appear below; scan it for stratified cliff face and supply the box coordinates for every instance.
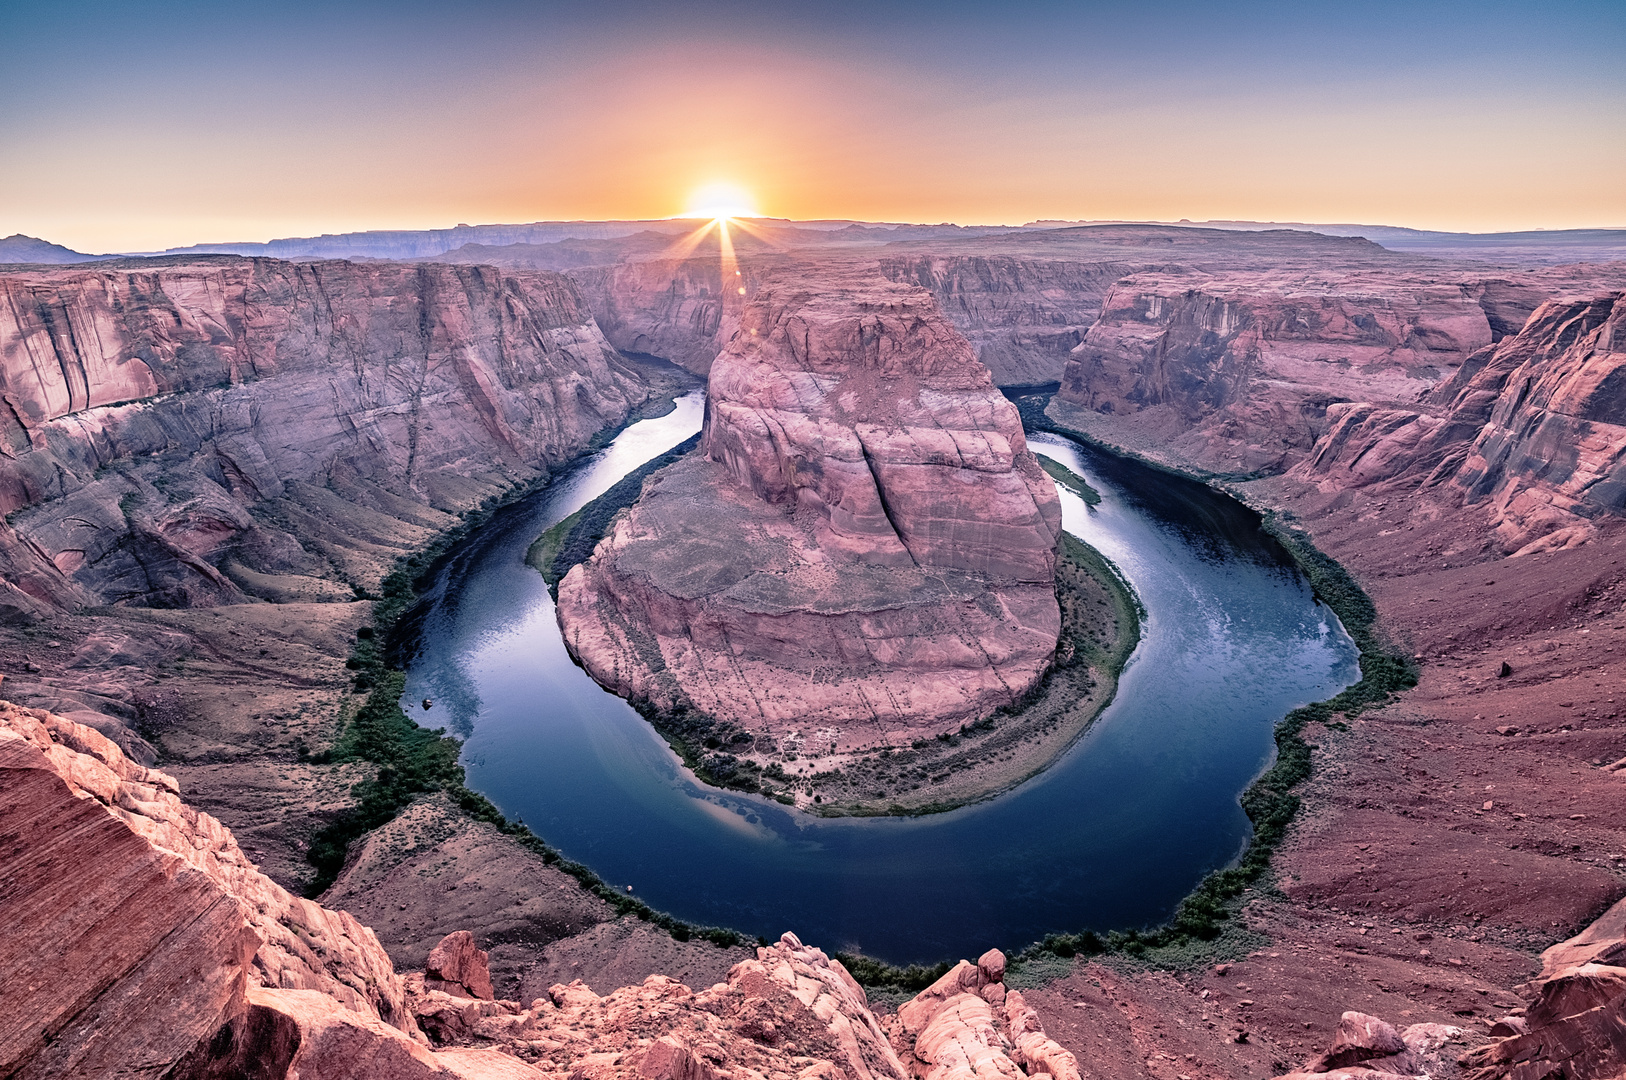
[0,700,420,1078]
[1296,292,1626,551]
[878,255,1160,386]
[0,258,645,613]
[569,258,745,375]
[1056,270,1507,474]
[557,277,1062,743]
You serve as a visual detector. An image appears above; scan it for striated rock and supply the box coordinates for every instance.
[0,698,424,1077]
[1057,269,1502,474]
[558,276,1062,741]
[877,255,1161,386]
[570,257,746,375]
[1272,1010,1461,1080]
[0,257,647,608]
[429,930,497,1000]
[1294,291,1626,551]
[1461,894,1626,1080]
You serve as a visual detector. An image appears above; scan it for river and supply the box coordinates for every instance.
[398,391,1359,963]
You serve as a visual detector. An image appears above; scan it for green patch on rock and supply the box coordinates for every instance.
[527,433,701,595]
[1036,452,1102,505]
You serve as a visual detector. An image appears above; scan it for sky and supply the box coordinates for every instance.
[3,0,1623,252]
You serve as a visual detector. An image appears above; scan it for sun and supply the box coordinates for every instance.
[680,181,760,220]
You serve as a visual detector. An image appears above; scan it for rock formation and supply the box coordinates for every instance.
[570,257,751,375]
[0,699,424,1077]
[877,255,1160,386]
[1271,1011,1462,1080]
[1455,893,1626,1080]
[0,257,648,614]
[1294,291,1626,551]
[557,276,1062,743]
[1056,268,1506,474]
[1,696,1081,1080]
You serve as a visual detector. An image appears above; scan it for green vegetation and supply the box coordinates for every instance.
[527,433,701,595]
[299,468,753,950]
[1036,452,1102,505]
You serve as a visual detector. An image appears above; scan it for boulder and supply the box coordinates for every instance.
[426,931,496,1001]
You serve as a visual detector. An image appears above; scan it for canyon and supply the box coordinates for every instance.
[3,222,1626,1080]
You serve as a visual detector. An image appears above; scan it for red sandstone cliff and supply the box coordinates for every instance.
[0,258,649,615]
[1294,291,1626,552]
[557,275,1062,744]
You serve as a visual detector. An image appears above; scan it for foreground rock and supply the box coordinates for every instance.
[1271,1010,1462,1080]
[1,694,1081,1080]
[558,276,1062,746]
[1457,893,1626,1080]
[888,949,1080,1080]
[0,699,425,1077]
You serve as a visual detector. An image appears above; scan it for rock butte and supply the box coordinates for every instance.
[557,275,1062,742]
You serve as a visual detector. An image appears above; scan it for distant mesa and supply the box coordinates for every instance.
[0,234,111,265]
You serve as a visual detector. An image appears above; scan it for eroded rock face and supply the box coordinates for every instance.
[1459,894,1626,1080]
[0,698,422,1077]
[1295,292,1626,552]
[1057,269,1502,474]
[887,949,1080,1080]
[0,258,645,610]
[877,256,1160,386]
[401,932,910,1080]
[558,277,1062,741]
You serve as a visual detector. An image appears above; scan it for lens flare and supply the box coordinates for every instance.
[681,181,759,220]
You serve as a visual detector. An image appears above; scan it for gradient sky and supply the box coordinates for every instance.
[4,0,1623,252]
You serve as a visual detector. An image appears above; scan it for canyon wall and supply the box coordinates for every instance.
[1054,269,1519,474]
[0,257,649,615]
[568,257,746,374]
[557,275,1062,745]
[877,255,1159,386]
[1295,291,1626,551]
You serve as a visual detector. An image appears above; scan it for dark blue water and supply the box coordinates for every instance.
[399,393,1359,964]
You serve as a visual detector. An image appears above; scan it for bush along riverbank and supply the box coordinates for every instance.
[300,438,751,949]
[527,432,702,597]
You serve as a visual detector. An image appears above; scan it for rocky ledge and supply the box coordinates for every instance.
[557,275,1062,751]
[0,694,1081,1080]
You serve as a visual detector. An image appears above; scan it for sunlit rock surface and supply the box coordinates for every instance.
[558,275,1061,743]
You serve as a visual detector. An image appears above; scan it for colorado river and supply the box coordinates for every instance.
[398,392,1360,963]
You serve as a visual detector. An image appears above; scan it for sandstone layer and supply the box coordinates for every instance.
[0,257,648,616]
[1296,291,1626,551]
[558,277,1062,745]
[1,695,1086,1080]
